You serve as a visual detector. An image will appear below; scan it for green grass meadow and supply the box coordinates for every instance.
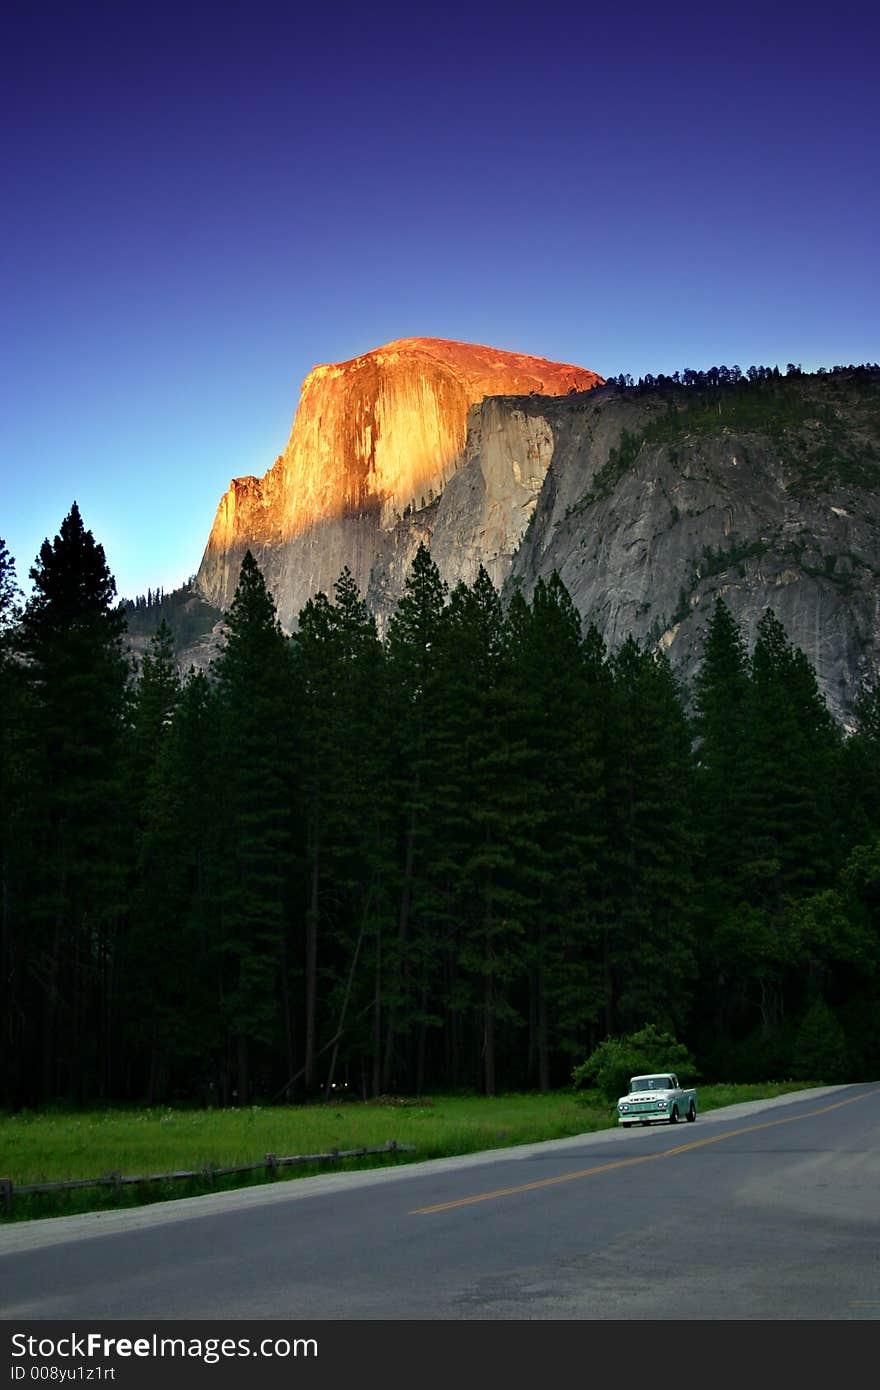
[0,1081,819,1223]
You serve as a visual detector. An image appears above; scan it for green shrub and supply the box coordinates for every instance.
[572,1023,697,1102]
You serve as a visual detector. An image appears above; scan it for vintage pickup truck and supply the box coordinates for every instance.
[617,1072,697,1126]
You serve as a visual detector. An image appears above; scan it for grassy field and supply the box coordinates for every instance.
[0,1081,820,1223]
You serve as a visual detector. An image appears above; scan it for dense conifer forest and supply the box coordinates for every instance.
[1,497,878,1110]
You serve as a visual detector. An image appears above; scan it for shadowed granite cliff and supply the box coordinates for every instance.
[474,371,879,727]
[194,345,879,726]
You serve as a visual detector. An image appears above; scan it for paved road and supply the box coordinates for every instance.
[2,1084,878,1320]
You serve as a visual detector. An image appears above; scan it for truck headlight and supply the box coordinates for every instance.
[656,1101,665,1109]
[620,1103,629,1112]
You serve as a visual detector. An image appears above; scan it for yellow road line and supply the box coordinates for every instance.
[410,1088,878,1215]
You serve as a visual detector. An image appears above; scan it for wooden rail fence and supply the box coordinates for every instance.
[0,1139,416,1215]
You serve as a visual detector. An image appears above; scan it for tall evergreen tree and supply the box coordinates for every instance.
[0,539,26,1105]
[0,538,20,633]
[729,608,843,1035]
[211,550,294,1102]
[320,567,393,1098]
[433,567,529,1094]
[291,588,337,1094]
[601,638,696,1035]
[746,608,841,904]
[290,568,392,1096]
[508,574,605,1088]
[381,544,448,1091]
[690,598,754,1037]
[18,503,130,1100]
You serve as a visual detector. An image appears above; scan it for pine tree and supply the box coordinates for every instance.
[727,609,842,1037]
[290,568,392,1096]
[211,550,294,1102]
[690,598,755,1037]
[0,538,20,633]
[381,544,448,1091]
[433,567,529,1095]
[18,503,131,1100]
[602,638,696,1035]
[0,539,26,1104]
[746,609,841,903]
[291,589,336,1094]
[509,574,605,1088]
[321,567,393,1098]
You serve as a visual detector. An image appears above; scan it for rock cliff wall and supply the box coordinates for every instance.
[499,373,880,726]
[196,337,601,628]
[368,371,879,723]
[194,341,879,726]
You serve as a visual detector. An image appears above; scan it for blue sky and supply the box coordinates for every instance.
[2,0,878,601]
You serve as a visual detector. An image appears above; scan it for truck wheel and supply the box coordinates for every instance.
[686,1101,696,1122]
[669,1104,679,1124]
[622,1122,633,1128]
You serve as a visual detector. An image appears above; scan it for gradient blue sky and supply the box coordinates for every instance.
[2,0,878,601]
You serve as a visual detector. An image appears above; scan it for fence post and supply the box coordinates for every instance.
[0,1179,11,1215]
[265,1154,277,1179]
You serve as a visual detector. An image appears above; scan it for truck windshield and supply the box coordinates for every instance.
[630,1077,669,1091]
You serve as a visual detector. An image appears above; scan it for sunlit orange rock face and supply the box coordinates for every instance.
[197,337,602,627]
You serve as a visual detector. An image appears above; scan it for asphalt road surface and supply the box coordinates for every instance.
[2,1084,879,1321]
